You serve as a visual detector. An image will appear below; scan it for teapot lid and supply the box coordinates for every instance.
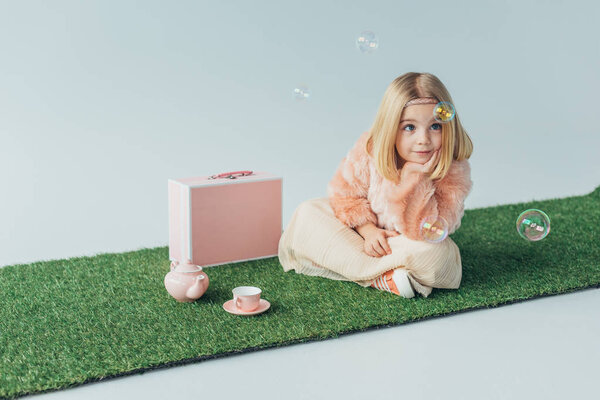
[173,259,203,273]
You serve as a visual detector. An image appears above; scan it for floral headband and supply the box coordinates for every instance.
[404,97,439,107]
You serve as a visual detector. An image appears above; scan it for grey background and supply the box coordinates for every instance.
[1,0,598,398]
[2,0,599,268]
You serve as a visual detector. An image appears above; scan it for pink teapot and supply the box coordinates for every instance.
[164,259,209,302]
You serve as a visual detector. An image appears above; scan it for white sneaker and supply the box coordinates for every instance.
[392,268,415,298]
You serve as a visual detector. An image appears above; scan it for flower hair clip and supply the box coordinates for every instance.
[405,97,456,122]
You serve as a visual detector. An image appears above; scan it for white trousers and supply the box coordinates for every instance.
[277,198,463,297]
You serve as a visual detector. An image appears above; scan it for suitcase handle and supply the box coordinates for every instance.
[208,170,254,180]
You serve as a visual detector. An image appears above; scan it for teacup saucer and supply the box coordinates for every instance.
[223,298,271,316]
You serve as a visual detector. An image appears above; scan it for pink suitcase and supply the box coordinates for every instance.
[168,170,283,267]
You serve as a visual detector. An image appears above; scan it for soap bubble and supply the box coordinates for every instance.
[356,31,378,54]
[293,85,310,101]
[516,209,551,241]
[433,101,455,122]
[420,215,449,243]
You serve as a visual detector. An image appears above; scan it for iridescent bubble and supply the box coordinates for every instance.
[420,215,449,243]
[356,31,378,54]
[516,209,551,241]
[293,85,310,101]
[433,101,455,122]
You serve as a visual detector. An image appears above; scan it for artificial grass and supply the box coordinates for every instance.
[1,186,599,399]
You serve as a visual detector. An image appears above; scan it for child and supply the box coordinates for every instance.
[278,72,473,299]
[327,72,473,298]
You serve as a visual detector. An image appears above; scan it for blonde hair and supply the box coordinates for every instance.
[366,72,473,183]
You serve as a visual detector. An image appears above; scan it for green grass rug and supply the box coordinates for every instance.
[1,186,599,399]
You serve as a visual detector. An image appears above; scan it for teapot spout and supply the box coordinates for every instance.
[186,275,206,299]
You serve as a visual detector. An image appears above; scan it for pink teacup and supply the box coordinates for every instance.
[232,286,261,312]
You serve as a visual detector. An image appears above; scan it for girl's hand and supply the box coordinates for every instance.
[400,149,440,182]
[363,228,400,257]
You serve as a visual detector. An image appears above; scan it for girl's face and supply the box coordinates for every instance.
[395,103,443,166]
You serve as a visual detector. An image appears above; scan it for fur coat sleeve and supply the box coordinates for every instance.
[386,159,473,241]
[326,132,379,229]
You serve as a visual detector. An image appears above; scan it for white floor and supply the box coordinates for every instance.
[26,287,599,400]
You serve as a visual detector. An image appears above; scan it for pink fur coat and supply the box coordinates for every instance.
[327,131,473,241]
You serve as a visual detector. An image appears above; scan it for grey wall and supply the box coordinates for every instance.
[1,0,599,267]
